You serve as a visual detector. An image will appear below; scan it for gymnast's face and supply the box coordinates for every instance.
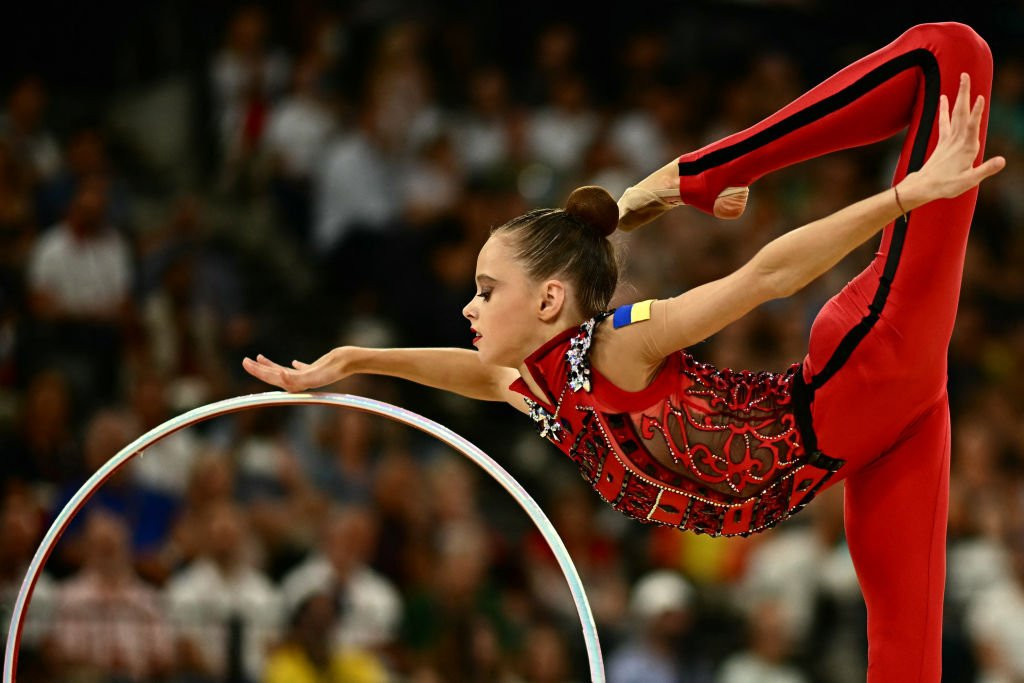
[463,234,572,368]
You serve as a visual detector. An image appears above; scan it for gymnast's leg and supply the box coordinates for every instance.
[800,24,992,683]
[624,21,993,681]
[842,399,952,682]
[619,22,989,229]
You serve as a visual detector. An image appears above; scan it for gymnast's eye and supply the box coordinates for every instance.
[476,290,491,301]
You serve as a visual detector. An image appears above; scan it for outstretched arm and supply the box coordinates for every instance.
[242,347,528,413]
[607,73,1004,369]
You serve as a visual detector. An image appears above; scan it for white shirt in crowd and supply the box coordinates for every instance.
[209,49,290,152]
[737,528,824,644]
[525,107,598,173]
[716,653,808,683]
[265,95,336,178]
[449,114,508,174]
[165,558,281,682]
[28,224,132,316]
[52,571,173,680]
[967,577,1024,681]
[129,429,203,497]
[610,111,669,176]
[313,133,399,253]
[280,554,401,651]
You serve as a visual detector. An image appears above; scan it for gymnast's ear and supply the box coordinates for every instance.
[536,278,567,322]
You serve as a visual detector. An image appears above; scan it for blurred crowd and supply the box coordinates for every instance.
[1,2,1023,682]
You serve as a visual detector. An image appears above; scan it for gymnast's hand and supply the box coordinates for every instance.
[242,350,350,392]
[897,72,1005,208]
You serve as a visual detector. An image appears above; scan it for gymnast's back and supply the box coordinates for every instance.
[510,312,845,537]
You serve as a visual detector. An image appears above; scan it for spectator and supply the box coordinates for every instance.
[232,407,321,571]
[50,409,179,573]
[524,24,580,106]
[50,511,173,681]
[370,449,433,587]
[523,482,628,632]
[0,489,57,652]
[609,84,676,178]
[524,73,598,182]
[170,453,237,567]
[964,526,1024,682]
[449,67,517,177]
[0,368,79,489]
[607,570,714,683]
[300,408,379,504]
[365,22,439,156]
[716,600,807,683]
[401,133,462,226]
[265,51,338,244]
[518,620,574,683]
[210,5,290,166]
[166,501,282,683]
[0,138,36,291]
[281,505,402,653]
[402,519,514,675]
[138,195,250,408]
[0,77,60,183]
[26,175,133,402]
[263,592,389,683]
[126,370,205,499]
[312,96,401,257]
[35,126,131,229]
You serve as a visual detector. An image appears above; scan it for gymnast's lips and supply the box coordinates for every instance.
[471,328,481,345]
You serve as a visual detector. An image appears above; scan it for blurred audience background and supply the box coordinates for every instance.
[0,1,1022,681]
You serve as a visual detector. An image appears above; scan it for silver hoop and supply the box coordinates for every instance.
[3,392,605,682]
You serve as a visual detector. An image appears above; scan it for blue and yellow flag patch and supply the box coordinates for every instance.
[612,299,654,329]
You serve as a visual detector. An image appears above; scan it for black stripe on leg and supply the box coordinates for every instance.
[677,49,937,177]
[810,52,941,391]
[676,47,943,394]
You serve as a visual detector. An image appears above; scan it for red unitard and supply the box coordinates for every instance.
[674,22,991,681]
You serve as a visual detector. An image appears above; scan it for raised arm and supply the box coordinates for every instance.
[242,347,528,413]
[605,73,1004,371]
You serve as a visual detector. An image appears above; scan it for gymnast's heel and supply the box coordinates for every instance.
[616,184,749,232]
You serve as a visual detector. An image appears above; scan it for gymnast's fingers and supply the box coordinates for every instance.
[937,94,951,141]
[242,356,277,384]
[255,354,277,367]
[969,94,985,137]
[967,156,1006,187]
[952,73,971,131]
[244,356,300,391]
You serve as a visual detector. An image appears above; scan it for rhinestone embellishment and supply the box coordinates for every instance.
[524,316,602,443]
[566,317,597,393]
[524,397,563,442]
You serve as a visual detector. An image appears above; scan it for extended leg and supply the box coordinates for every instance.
[843,398,951,682]
[801,25,991,683]
[805,24,992,457]
[618,22,991,230]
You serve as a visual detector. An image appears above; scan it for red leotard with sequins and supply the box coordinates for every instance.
[510,315,843,537]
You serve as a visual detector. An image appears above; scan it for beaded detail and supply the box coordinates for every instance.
[523,315,605,443]
[640,357,804,498]
[524,396,564,442]
[514,312,845,537]
[566,317,598,392]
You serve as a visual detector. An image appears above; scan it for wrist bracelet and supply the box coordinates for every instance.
[894,186,908,218]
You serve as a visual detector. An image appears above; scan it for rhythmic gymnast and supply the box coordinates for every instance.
[244,23,1003,681]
